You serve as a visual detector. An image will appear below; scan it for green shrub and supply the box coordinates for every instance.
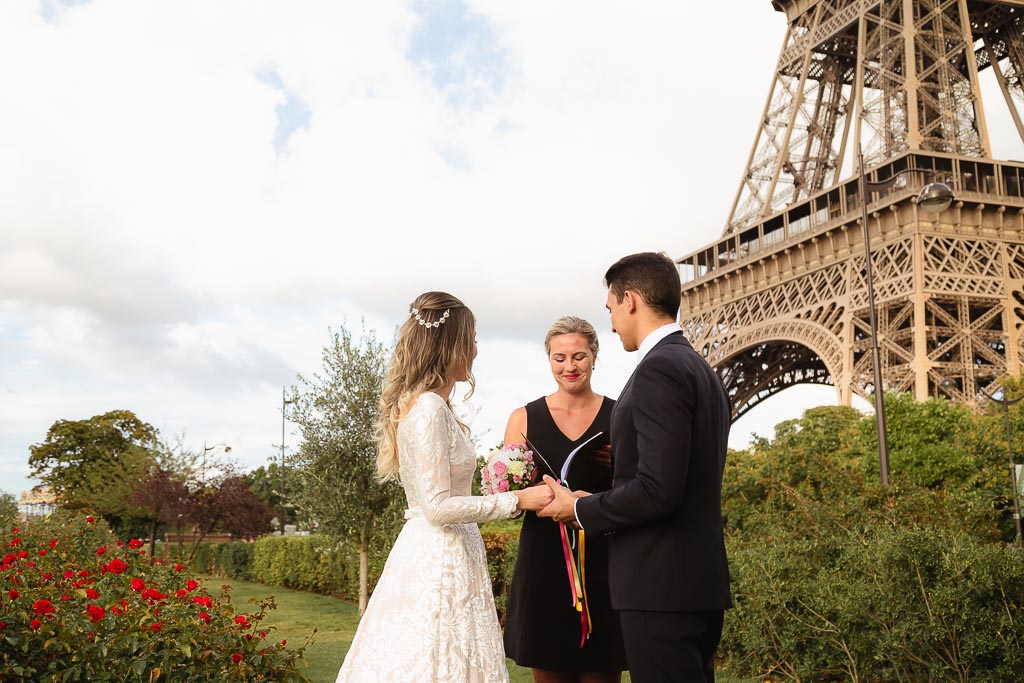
[217,542,256,582]
[0,513,311,681]
[481,529,519,625]
[721,527,1024,681]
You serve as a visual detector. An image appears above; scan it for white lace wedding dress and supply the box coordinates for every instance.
[336,392,520,683]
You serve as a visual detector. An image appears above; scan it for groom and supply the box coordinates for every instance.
[539,251,732,682]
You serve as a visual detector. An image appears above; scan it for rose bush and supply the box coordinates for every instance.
[0,511,312,681]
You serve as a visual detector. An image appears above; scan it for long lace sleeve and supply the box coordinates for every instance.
[403,396,519,526]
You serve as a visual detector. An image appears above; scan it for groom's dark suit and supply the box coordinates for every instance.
[575,331,732,682]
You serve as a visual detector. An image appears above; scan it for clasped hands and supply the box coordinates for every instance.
[536,475,591,528]
[514,476,591,527]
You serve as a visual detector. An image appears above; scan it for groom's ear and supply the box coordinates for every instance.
[622,290,640,314]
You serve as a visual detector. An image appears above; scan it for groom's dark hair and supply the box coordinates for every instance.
[604,251,681,320]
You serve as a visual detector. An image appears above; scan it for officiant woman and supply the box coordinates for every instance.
[502,316,627,683]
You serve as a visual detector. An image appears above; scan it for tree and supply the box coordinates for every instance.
[129,464,191,559]
[245,463,298,527]
[0,492,18,530]
[28,410,158,534]
[290,325,404,615]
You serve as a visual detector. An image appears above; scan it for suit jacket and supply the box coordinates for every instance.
[575,331,732,612]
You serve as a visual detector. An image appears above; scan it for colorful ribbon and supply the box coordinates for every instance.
[557,500,592,647]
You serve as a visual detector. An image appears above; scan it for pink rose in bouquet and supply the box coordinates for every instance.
[480,443,536,495]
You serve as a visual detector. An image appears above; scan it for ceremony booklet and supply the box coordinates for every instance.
[560,431,611,492]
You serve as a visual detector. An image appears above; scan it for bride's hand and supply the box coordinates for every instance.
[514,483,555,511]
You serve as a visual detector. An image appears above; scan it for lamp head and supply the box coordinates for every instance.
[916,182,954,212]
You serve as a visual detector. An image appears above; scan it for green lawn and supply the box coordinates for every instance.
[223,580,747,683]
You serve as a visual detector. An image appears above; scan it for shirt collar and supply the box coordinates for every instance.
[636,322,680,365]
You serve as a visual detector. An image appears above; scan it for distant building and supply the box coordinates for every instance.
[19,488,56,521]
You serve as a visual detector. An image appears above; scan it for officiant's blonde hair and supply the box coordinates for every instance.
[544,316,599,360]
[376,291,476,482]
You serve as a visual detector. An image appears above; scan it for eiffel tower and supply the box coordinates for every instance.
[679,0,1024,417]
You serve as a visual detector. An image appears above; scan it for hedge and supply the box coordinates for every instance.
[721,526,1024,681]
[192,526,521,616]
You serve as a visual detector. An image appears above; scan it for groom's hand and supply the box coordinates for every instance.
[537,475,589,525]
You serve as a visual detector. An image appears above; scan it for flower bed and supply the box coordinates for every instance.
[0,511,311,682]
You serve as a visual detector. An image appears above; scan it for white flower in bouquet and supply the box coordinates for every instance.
[480,443,536,495]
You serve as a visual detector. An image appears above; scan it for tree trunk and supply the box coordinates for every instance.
[148,517,159,560]
[358,532,369,617]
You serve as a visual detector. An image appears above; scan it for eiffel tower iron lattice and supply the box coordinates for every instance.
[679,0,1024,419]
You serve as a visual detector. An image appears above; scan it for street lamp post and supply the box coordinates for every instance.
[857,148,954,484]
[280,387,294,531]
[201,442,231,486]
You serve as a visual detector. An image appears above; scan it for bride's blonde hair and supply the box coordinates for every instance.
[376,291,476,482]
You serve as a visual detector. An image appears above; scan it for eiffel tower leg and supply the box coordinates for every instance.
[913,228,930,400]
[984,38,1024,146]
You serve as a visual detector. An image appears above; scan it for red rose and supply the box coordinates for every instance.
[150,621,162,632]
[280,639,286,645]
[87,604,105,622]
[61,594,70,601]
[96,546,107,556]
[48,539,58,549]
[30,619,41,630]
[246,633,253,640]
[42,573,52,581]
[8,589,18,600]
[231,653,242,664]
[174,564,184,572]
[85,588,99,600]
[106,559,128,574]
[141,588,166,601]
[79,570,89,577]
[175,589,188,598]
[128,539,143,549]
[234,615,248,626]
[32,599,55,615]
[186,579,199,592]
[37,550,46,557]
[86,516,95,523]
[16,551,27,559]
[192,595,212,608]
[198,611,211,624]
[9,538,21,547]
[115,541,123,547]
[63,571,74,580]
[130,578,145,592]
[259,631,266,638]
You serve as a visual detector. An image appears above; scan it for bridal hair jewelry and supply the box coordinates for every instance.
[411,307,451,328]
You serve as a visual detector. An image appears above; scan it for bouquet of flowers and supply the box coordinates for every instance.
[480,443,536,495]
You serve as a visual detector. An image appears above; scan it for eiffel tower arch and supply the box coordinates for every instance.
[679,0,1024,417]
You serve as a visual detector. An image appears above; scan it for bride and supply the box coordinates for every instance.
[336,291,554,683]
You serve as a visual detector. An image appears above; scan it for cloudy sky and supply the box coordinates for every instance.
[2,0,1022,499]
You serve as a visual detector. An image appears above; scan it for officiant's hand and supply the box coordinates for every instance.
[537,475,590,525]
[513,483,555,511]
[591,443,612,469]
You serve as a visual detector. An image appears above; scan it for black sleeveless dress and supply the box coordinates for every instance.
[503,397,627,671]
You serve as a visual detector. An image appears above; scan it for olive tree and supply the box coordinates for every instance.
[290,324,403,615]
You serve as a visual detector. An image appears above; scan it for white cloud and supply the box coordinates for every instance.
[2,0,1021,497]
